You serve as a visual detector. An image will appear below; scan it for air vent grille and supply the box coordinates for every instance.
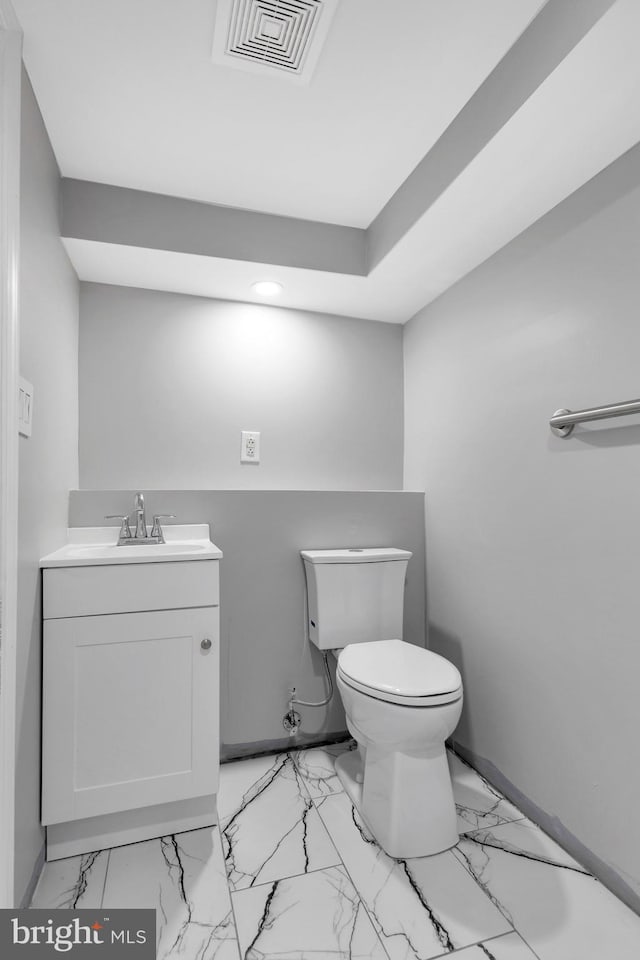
[212,0,337,82]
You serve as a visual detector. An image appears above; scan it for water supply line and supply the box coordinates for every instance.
[282,650,334,736]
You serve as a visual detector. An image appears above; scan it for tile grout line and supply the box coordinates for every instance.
[99,849,111,909]
[449,748,583,887]
[221,750,344,894]
[315,826,393,960]
[288,749,347,882]
[288,747,392,960]
[290,749,348,805]
[448,750,558,957]
[307,788,393,960]
[230,858,356,894]
[425,929,535,960]
[470,929,544,960]
[456,808,529,832]
[217,814,245,960]
[451,839,551,956]
[502,929,544,960]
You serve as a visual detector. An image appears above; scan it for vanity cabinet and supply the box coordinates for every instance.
[41,559,220,829]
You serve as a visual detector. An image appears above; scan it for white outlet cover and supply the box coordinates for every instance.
[18,376,33,437]
[241,430,260,464]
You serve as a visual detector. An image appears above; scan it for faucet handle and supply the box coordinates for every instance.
[151,514,176,541]
[105,515,132,540]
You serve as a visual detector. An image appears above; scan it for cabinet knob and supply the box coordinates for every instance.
[201,638,212,651]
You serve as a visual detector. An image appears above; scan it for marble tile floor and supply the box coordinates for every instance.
[31,743,640,960]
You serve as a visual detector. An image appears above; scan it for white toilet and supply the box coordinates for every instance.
[301,547,463,858]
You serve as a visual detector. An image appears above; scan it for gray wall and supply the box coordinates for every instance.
[17,71,79,905]
[78,284,403,491]
[403,142,640,909]
[69,490,426,758]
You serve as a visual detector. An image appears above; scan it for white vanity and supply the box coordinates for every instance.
[40,524,222,861]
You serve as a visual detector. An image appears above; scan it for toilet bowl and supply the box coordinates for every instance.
[335,638,462,858]
[300,547,463,859]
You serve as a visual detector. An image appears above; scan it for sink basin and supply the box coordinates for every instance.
[40,524,222,568]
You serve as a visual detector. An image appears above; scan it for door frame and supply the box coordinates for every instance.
[0,0,22,909]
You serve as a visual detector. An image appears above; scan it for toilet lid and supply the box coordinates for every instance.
[337,638,462,706]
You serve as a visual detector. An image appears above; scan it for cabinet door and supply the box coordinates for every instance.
[42,607,219,825]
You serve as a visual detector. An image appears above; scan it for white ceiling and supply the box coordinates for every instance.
[15,0,545,226]
[13,0,640,323]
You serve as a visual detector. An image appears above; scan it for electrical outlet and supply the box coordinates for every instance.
[241,430,260,463]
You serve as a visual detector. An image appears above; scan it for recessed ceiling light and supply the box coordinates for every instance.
[252,280,283,297]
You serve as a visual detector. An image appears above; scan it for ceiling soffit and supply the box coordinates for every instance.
[61,0,619,280]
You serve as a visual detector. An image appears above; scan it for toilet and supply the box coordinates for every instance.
[301,547,463,858]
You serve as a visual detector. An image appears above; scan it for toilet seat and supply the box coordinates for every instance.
[337,638,462,707]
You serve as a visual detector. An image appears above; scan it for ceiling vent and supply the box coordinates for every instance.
[211,0,338,83]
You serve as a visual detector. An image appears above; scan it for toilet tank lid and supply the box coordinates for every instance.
[301,547,412,564]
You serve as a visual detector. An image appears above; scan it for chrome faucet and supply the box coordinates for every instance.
[134,491,147,539]
[106,492,175,545]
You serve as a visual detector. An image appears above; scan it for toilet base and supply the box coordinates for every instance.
[335,749,365,809]
[336,743,458,859]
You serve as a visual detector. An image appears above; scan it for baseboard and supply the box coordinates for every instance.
[46,794,217,861]
[20,843,45,908]
[452,741,640,916]
[221,730,351,763]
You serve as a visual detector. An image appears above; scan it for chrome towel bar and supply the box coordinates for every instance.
[550,399,640,437]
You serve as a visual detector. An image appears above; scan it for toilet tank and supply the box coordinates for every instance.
[300,548,412,650]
